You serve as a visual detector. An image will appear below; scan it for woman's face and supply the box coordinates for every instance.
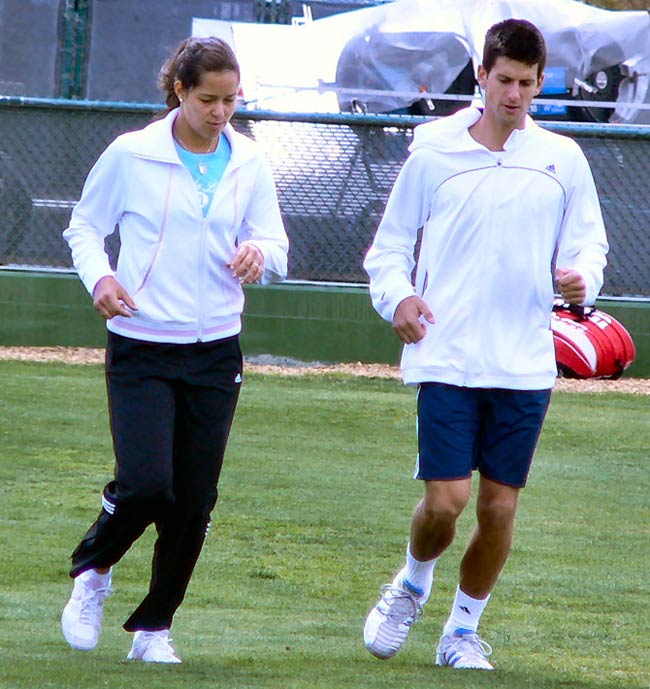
[175,69,240,146]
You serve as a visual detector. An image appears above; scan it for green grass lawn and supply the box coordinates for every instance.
[0,361,647,689]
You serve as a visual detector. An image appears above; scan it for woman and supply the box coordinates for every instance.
[60,37,288,663]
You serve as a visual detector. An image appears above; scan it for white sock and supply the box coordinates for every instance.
[442,586,490,636]
[397,543,436,603]
[78,567,112,589]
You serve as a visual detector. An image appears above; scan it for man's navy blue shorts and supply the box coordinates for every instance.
[415,383,552,488]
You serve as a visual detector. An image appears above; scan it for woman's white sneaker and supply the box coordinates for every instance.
[435,628,494,670]
[127,630,182,663]
[61,570,112,651]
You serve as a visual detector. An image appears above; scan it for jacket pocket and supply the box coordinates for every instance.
[418,270,429,298]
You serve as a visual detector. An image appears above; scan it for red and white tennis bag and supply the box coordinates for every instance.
[550,300,636,379]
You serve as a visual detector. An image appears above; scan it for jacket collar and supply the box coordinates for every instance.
[410,107,540,154]
[130,108,258,169]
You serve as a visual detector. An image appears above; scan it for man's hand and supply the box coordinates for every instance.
[393,295,435,344]
[93,276,137,319]
[228,243,264,284]
[555,267,586,304]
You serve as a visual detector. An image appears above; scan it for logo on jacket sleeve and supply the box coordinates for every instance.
[545,163,557,173]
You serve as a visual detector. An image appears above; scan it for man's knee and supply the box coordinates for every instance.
[476,490,519,533]
[421,479,471,526]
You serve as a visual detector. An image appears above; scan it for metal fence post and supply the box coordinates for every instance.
[256,0,291,23]
[57,0,91,99]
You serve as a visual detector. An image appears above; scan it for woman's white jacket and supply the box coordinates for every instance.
[63,109,288,344]
[364,108,609,389]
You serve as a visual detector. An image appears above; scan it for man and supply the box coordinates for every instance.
[362,19,608,670]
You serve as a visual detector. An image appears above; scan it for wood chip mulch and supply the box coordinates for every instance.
[1,346,647,394]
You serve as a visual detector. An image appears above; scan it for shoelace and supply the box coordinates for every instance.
[439,632,493,661]
[78,585,112,625]
[139,632,178,660]
[379,584,423,626]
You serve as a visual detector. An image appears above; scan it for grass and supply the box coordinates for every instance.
[0,360,647,689]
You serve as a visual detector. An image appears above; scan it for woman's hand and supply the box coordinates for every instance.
[93,276,137,319]
[229,243,264,284]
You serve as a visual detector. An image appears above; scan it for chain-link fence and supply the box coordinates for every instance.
[0,98,648,297]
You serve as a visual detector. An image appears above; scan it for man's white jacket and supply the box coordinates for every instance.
[364,107,608,389]
[64,109,288,344]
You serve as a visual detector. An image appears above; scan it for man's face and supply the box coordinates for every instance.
[477,56,544,130]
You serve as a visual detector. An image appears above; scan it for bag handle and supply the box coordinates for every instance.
[552,301,595,320]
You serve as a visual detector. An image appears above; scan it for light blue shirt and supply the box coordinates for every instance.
[175,134,232,217]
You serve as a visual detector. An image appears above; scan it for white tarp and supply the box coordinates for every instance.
[193,0,650,123]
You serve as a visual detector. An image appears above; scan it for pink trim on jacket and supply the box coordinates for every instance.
[133,166,174,298]
[109,316,241,341]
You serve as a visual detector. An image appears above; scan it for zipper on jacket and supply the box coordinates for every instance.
[174,162,209,342]
[465,160,501,384]
[196,218,210,342]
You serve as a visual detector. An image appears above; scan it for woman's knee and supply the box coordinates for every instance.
[114,477,174,508]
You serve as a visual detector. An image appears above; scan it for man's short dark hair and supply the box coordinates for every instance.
[483,19,546,77]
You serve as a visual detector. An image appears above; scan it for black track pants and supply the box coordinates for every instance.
[69,332,242,631]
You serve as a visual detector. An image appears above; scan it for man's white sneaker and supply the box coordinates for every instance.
[436,627,494,670]
[61,570,112,651]
[363,579,424,659]
[127,630,182,664]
